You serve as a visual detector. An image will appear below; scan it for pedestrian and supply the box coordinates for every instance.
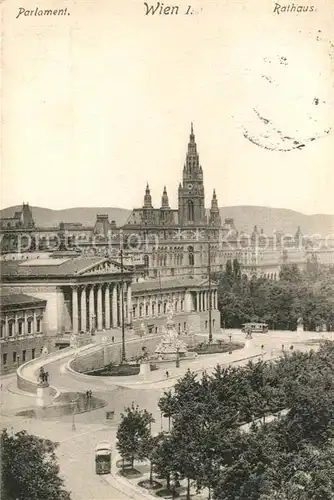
[290,345,294,350]
[165,370,169,378]
[282,344,284,351]
[89,390,92,399]
[112,336,115,343]
[261,344,264,350]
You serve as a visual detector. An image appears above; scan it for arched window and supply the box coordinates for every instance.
[187,200,194,222]
[188,246,194,266]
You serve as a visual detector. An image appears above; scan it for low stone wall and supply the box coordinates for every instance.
[70,334,205,374]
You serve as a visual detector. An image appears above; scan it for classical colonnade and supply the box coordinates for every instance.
[1,309,43,340]
[194,290,218,312]
[70,282,132,333]
[132,288,218,320]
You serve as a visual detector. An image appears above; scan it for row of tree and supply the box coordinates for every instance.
[117,341,334,499]
[215,259,334,330]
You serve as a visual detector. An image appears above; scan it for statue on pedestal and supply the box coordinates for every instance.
[297,317,304,332]
[155,299,188,359]
[37,367,49,387]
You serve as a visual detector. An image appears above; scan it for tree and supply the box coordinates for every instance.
[158,390,177,432]
[152,433,179,495]
[116,403,154,471]
[1,429,71,500]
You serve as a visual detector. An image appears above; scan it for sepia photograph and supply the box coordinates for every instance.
[0,0,334,498]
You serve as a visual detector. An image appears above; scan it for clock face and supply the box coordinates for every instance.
[188,183,193,190]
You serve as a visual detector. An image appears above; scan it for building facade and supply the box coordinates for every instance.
[0,293,46,374]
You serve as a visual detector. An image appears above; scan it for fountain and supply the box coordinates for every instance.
[154,300,197,362]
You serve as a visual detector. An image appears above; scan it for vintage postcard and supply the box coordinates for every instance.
[1,0,334,499]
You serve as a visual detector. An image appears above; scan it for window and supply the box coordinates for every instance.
[205,321,208,329]
[132,306,136,319]
[3,353,7,365]
[27,320,32,334]
[145,304,149,316]
[152,304,155,315]
[213,319,215,328]
[8,322,14,337]
[181,300,184,311]
[139,305,143,317]
[184,322,187,330]
[22,350,26,362]
[188,246,194,266]
[36,319,41,332]
[163,303,167,314]
[32,348,35,359]
[175,301,178,312]
[158,303,161,315]
[0,322,4,338]
[18,322,23,335]
[13,351,17,364]
[178,323,181,333]
[187,200,194,222]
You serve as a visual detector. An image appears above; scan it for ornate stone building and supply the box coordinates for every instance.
[0,255,133,349]
[0,292,46,373]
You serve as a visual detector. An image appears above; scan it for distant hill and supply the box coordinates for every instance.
[0,206,131,228]
[217,206,334,236]
[1,205,333,235]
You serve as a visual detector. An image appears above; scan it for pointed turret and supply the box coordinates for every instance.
[209,189,221,226]
[161,186,170,209]
[143,183,153,209]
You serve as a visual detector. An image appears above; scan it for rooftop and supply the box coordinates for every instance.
[0,292,46,309]
[0,256,132,279]
[132,276,215,293]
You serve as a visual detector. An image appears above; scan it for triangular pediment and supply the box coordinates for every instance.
[78,258,132,276]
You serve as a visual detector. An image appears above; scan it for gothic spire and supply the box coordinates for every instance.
[143,183,153,208]
[161,186,170,209]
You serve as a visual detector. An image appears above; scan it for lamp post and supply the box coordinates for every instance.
[120,248,126,363]
[71,397,79,431]
[176,347,180,368]
[208,238,213,344]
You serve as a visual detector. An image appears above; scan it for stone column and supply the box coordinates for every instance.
[185,292,192,312]
[4,315,8,340]
[97,284,103,331]
[204,292,207,311]
[89,285,95,331]
[72,286,79,334]
[80,286,87,332]
[14,314,18,337]
[112,284,118,327]
[105,284,111,330]
[24,311,28,336]
[33,311,37,334]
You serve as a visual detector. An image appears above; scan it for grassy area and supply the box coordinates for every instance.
[189,340,244,355]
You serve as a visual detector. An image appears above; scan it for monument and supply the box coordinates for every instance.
[36,367,52,407]
[139,346,151,378]
[154,300,190,360]
[297,317,304,333]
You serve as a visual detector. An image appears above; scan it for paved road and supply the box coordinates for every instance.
[1,329,332,500]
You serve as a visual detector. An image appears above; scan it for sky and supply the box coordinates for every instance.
[1,0,334,215]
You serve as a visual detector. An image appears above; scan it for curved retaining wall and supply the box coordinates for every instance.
[17,345,94,394]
